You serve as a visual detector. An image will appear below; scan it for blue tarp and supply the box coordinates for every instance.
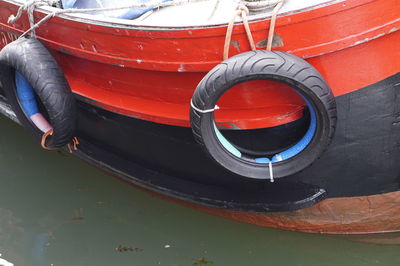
[61,0,171,20]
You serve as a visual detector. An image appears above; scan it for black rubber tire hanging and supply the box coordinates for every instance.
[0,37,77,148]
[190,50,337,179]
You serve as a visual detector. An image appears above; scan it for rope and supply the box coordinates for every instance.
[268,161,274,182]
[208,0,220,21]
[8,0,60,37]
[8,0,211,39]
[223,4,255,60]
[67,137,80,153]
[223,0,284,59]
[7,0,57,24]
[41,128,57,150]
[190,99,219,113]
[41,128,80,152]
[243,0,281,12]
[266,0,284,51]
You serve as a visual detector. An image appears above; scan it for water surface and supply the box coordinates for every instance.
[0,115,399,266]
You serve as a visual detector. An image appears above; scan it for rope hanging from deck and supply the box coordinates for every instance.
[223,0,284,58]
[265,0,284,51]
[220,0,284,181]
[223,4,255,60]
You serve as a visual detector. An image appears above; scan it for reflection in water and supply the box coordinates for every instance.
[0,115,399,266]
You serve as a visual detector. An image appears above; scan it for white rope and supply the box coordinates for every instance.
[268,161,274,182]
[266,0,284,51]
[268,154,282,182]
[243,0,281,12]
[190,99,219,114]
[207,0,220,21]
[7,0,56,24]
[7,0,210,39]
[8,0,59,37]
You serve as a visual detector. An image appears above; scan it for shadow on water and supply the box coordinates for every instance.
[0,115,399,266]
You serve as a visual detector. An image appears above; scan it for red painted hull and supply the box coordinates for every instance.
[0,0,398,129]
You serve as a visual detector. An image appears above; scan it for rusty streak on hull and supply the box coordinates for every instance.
[186,190,400,234]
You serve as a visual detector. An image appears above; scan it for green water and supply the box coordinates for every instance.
[0,115,399,266]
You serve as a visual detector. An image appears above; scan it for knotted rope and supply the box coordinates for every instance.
[40,128,56,150]
[223,0,284,59]
[223,4,255,60]
[8,0,60,37]
[243,0,281,12]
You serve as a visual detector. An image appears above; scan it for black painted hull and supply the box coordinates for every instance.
[1,73,399,212]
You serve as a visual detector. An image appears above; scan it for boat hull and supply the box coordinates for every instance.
[0,0,399,233]
[2,72,400,233]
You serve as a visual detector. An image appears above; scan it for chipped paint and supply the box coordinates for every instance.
[59,48,75,56]
[178,64,186,72]
[231,40,240,52]
[352,33,385,46]
[256,33,284,48]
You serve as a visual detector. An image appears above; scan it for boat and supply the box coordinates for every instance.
[0,0,398,234]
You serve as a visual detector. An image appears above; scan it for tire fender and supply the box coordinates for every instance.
[190,50,337,179]
[0,37,77,148]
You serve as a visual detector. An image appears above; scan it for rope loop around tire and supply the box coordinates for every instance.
[190,50,337,180]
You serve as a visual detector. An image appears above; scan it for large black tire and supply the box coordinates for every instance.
[0,37,76,148]
[190,50,337,179]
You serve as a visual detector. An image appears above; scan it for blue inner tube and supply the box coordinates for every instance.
[0,37,76,148]
[213,94,317,164]
[15,71,40,117]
